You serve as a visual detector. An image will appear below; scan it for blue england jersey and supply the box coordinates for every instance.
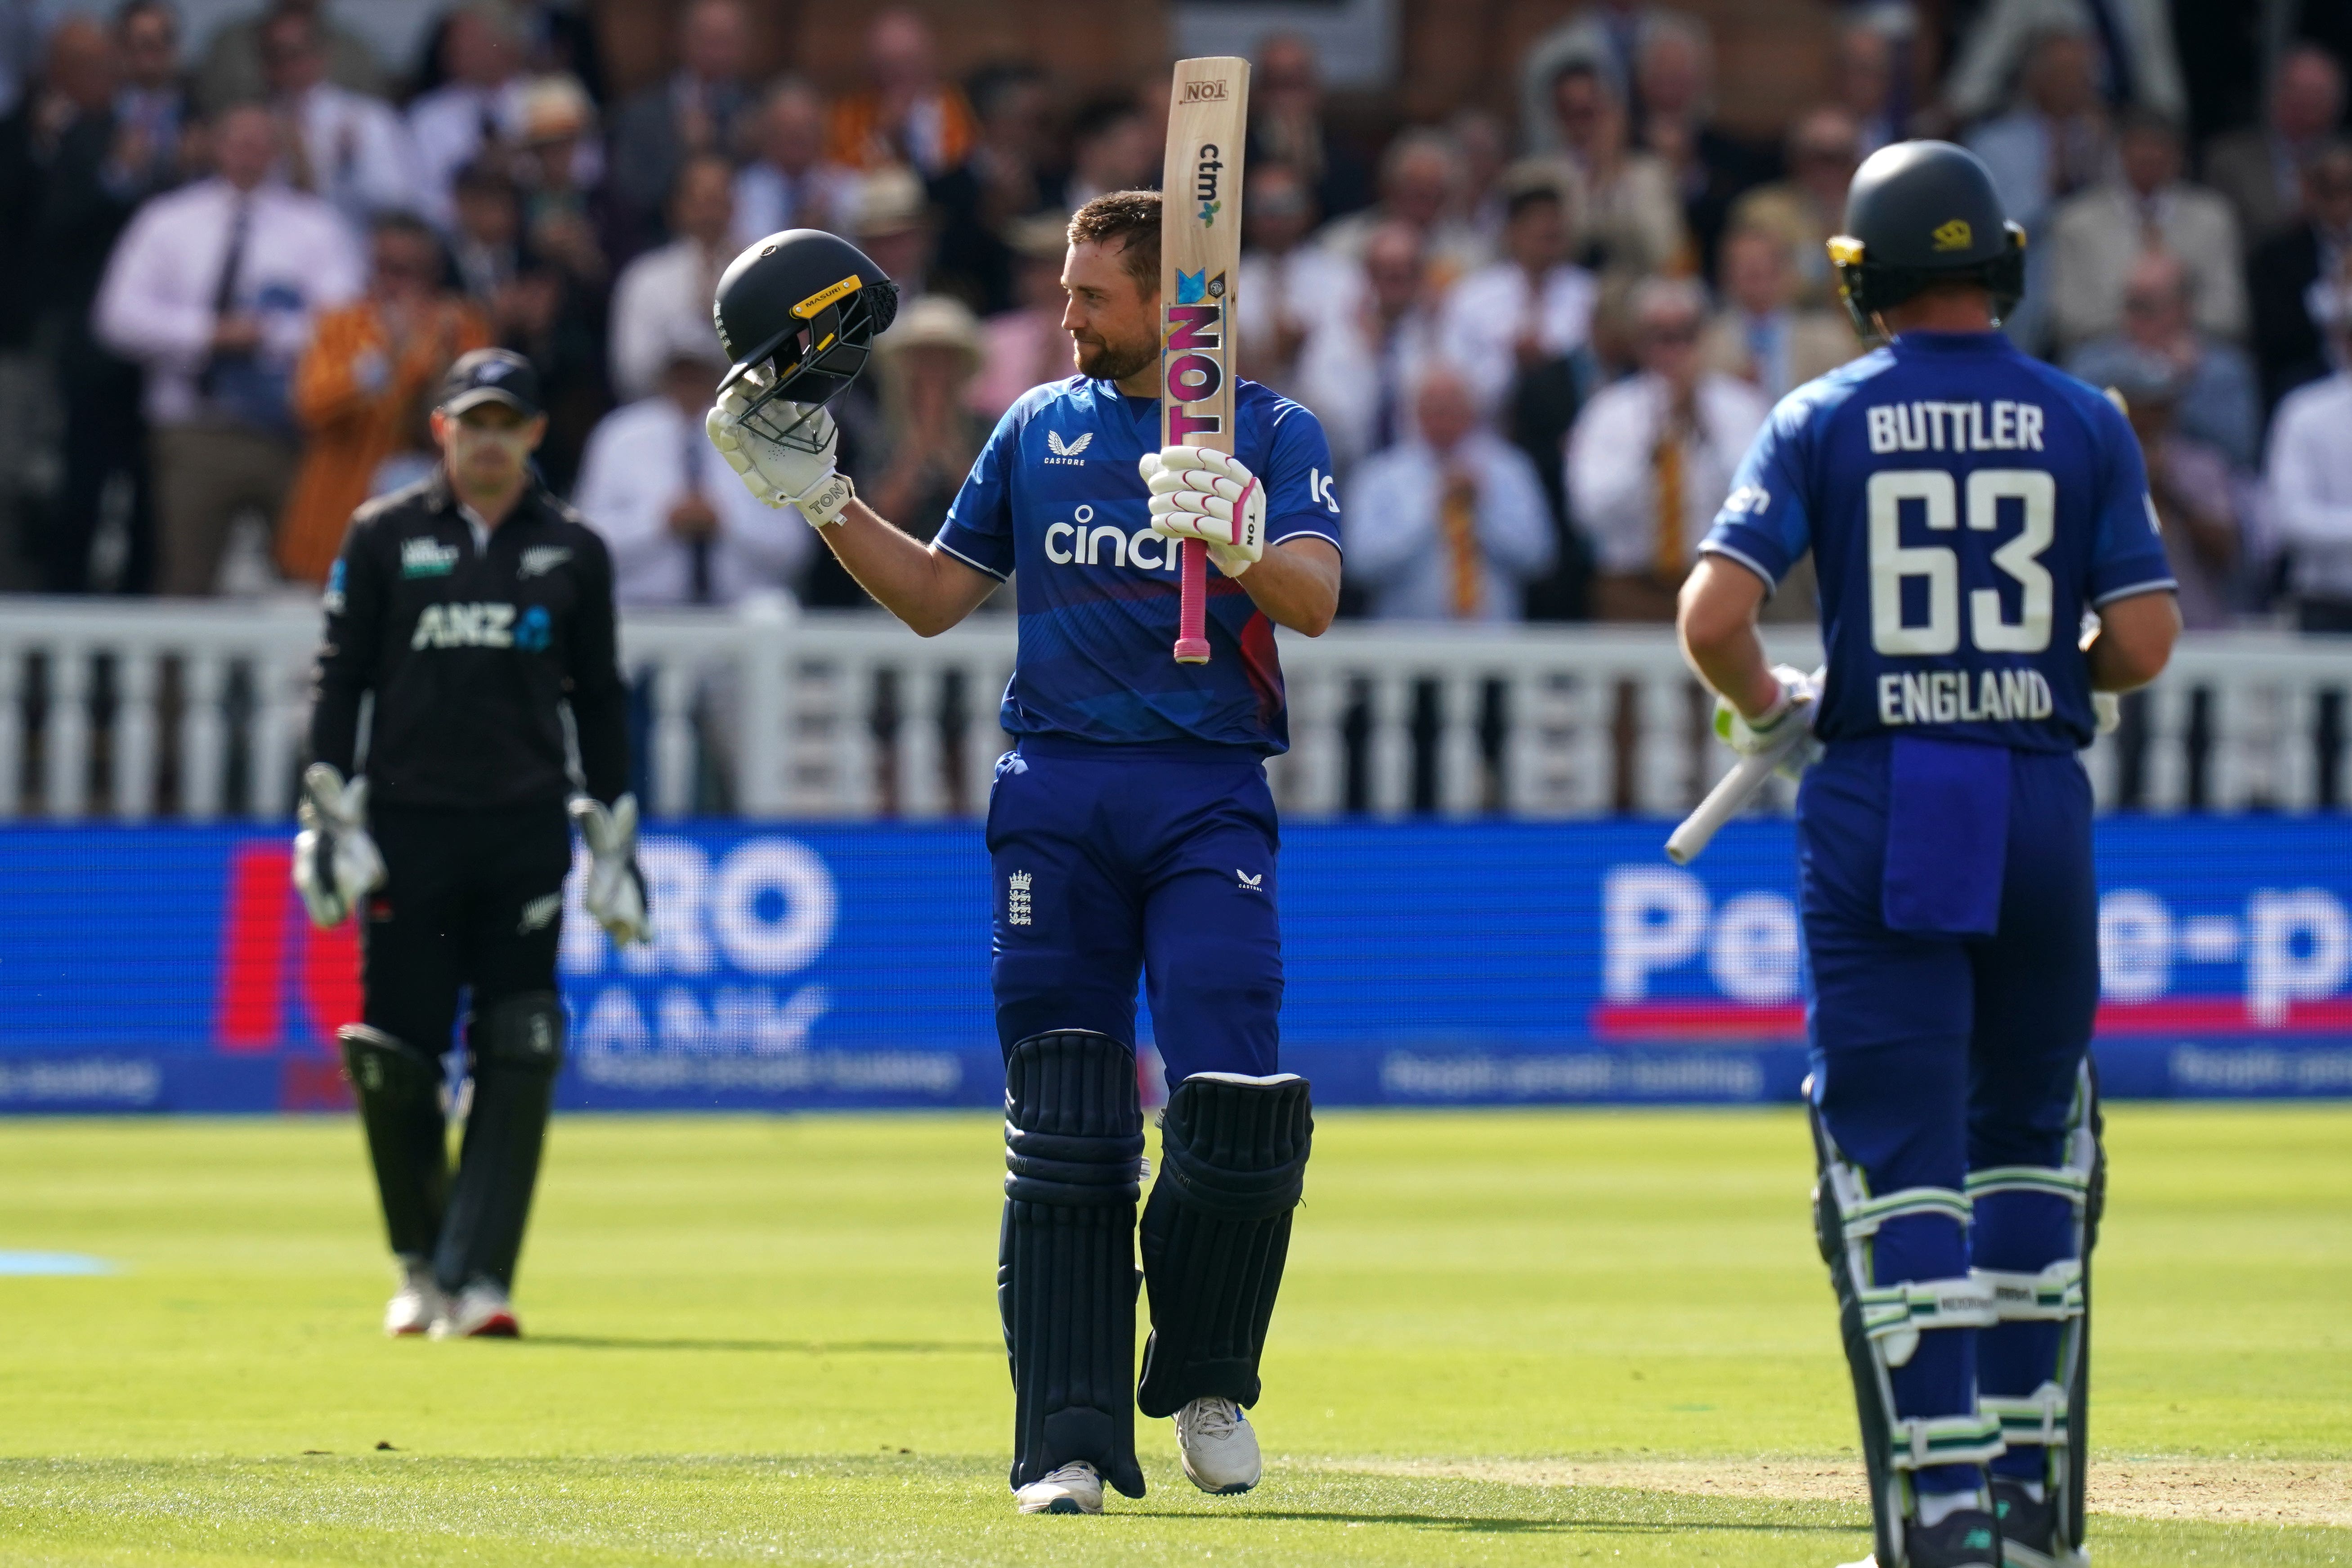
[935,375,1343,753]
[1701,330,2175,752]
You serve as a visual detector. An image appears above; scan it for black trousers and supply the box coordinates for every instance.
[361,802,573,1055]
[49,347,154,594]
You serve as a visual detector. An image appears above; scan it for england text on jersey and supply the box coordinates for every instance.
[1698,330,2175,752]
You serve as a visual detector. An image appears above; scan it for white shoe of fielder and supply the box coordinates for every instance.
[1174,1396,1262,1495]
[382,1262,443,1338]
[1014,1460,1104,1515]
[430,1278,520,1339]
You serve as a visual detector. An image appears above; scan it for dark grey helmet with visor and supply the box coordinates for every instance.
[1828,140,2026,338]
[712,228,900,452]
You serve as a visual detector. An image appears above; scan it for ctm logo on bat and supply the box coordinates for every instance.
[1193,142,1224,225]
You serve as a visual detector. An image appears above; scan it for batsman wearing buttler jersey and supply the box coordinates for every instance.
[1679,143,2179,1568]
[702,197,1340,1516]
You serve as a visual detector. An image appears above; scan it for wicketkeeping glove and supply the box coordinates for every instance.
[569,793,652,948]
[705,372,855,527]
[1140,445,1265,577]
[1713,664,1824,780]
[291,762,385,929]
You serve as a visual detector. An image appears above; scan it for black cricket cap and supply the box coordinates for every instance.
[438,348,542,418]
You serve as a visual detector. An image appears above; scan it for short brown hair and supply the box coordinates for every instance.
[1067,190,1160,291]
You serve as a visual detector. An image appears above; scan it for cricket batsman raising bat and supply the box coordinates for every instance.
[701,57,1344,1518]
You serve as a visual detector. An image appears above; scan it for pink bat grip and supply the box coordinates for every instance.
[1174,538,1210,663]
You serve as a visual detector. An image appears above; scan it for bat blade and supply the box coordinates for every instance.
[1160,56,1249,665]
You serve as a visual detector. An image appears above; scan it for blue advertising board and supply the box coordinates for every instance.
[0,819,2347,1112]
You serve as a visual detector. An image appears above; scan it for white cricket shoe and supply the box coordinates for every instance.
[430,1278,520,1339]
[1174,1396,1262,1494]
[1014,1461,1104,1515]
[382,1263,443,1337]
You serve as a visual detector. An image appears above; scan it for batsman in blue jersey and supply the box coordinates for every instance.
[1678,144,2180,1568]
[703,196,1340,1517]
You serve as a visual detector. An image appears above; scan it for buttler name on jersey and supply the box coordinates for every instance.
[1864,398,2045,455]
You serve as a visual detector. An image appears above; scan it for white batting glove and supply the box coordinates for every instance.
[568,793,651,948]
[1140,445,1265,577]
[291,762,385,929]
[2093,691,2122,735]
[705,375,854,528]
[1714,664,1823,780]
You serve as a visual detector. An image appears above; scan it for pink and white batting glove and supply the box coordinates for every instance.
[1141,446,1265,577]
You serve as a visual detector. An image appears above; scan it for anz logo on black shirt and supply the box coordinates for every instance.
[412,602,552,651]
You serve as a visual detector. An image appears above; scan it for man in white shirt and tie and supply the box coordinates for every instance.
[608,152,738,403]
[1348,364,1555,621]
[261,8,419,227]
[1566,275,1767,622]
[573,327,812,608]
[95,101,363,595]
[1293,220,1446,475]
[1700,224,1859,402]
[406,5,525,230]
[1438,165,1598,417]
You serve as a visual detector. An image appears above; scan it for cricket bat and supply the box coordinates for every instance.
[1664,748,1789,865]
[1664,669,1825,865]
[1159,57,1249,664]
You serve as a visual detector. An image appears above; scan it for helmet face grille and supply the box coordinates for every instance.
[740,394,837,453]
[731,281,899,449]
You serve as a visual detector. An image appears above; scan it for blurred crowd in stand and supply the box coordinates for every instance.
[0,0,2349,639]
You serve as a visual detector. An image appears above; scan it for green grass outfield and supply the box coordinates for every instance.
[0,1105,2345,1566]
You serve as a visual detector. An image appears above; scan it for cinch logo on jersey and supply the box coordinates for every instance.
[411,601,551,650]
[401,538,460,577]
[1041,504,1178,573]
[1866,399,2045,454]
[1877,668,2054,726]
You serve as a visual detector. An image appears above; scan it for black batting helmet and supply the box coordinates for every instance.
[1828,140,2025,338]
[712,228,900,450]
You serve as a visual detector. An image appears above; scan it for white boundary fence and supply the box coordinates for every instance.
[0,595,2344,820]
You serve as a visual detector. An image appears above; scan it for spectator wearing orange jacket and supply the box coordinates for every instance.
[278,213,488,583]
[824,9,977,177]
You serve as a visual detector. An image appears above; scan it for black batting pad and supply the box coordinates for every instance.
[1000,1031,1147,1499]
[337,1024,449,1262]
[434,992,564,1295]
[1135,1072,1312,1419]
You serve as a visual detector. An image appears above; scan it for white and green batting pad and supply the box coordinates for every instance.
[1887,1409,2007,1470]
[1983,1380,2074,1448]
[1861,1276,2000,1366]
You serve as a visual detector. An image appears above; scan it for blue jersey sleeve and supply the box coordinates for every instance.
[2082,395,2177,605]
[1260,399,1343,551]
[933,403,1022,580]
[1700,396,1814,589]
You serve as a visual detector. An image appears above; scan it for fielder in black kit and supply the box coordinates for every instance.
[296,349,648,1339]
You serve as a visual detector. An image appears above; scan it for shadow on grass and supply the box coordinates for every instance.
[1122,1509,1855,1537]
[523,1335,999,1356]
